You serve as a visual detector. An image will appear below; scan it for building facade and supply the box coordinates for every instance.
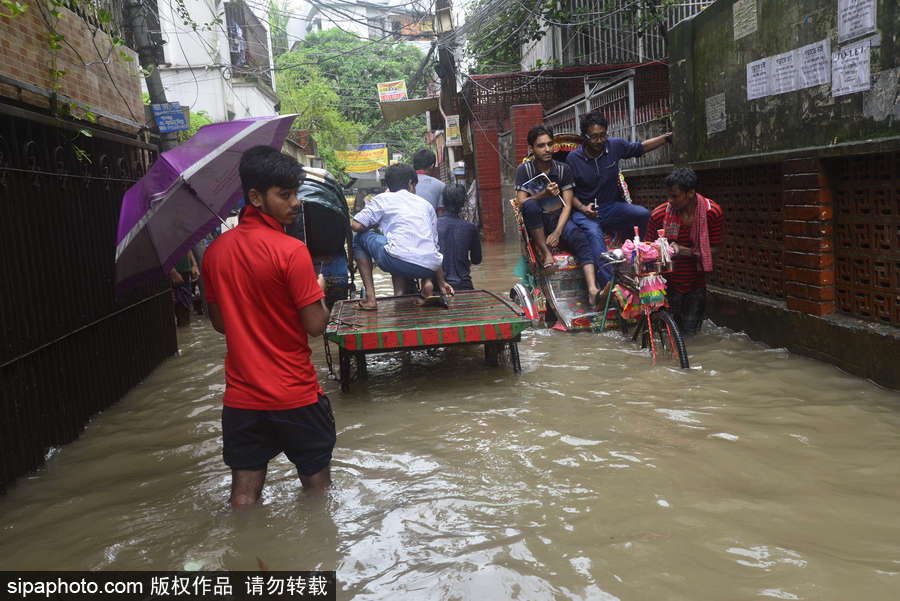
[520,0,714,70]
[624,0,900,387]
[155,0,279,121]
[304,0,435,53]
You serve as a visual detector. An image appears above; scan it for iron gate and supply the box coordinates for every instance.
[0,103,177,492]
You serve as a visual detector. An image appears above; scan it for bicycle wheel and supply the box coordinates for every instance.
[645,309,690,368]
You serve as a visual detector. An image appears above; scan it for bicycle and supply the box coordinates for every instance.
[595,252,690,368]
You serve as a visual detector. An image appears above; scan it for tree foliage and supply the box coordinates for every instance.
[276,29,429,178]
[267,0,290,58]
[465,0,679,73]
[275,58,364,179]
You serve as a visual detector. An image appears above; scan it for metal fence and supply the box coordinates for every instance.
[522,0,715,69]
[545,75,672,169]
[0,103,177,492]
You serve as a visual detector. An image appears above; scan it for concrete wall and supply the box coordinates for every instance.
[231,81,279,118]
[158,0,229,69]
[668,0,898,163]
[156,0,278,121]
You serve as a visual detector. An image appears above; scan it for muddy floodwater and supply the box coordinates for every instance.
[1,241,899,600]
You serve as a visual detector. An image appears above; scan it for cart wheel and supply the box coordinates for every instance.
[484,342,501,367]
[354,352,368,379]
[509,342,522,374]
[339,348,351,392]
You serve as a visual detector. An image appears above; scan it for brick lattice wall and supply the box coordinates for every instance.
[830,152,900,326]
[703,165,785,299]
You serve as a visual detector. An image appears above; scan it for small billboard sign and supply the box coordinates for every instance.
[377,80,408,102]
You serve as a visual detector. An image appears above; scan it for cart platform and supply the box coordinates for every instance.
[325,289,532,391]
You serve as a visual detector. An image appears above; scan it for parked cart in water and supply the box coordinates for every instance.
[324,290,532,392]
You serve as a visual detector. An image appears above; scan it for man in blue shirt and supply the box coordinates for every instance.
[437,183,482,290]
[413,149,446,215]
[566,111,672,284]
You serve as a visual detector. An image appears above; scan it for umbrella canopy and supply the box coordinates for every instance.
[115,114,297,291]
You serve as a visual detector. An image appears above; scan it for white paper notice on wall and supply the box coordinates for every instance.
[832,38,872,97]
[733,0,758,40]
[838,0,877,43]
[706,93,726,136]
[769,51,798,95]
[746,58,769,100]
[797,39,831,89]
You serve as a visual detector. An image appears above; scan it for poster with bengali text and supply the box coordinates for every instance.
[769,51,797,95]
[746,58,769,100]
[797,39,831,89]
[832,38,871,97]
[838,0,876,43]
[705,93,726,136]
[733,0,758,40]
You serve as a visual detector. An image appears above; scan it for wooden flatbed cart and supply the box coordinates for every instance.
[324,289,533,392]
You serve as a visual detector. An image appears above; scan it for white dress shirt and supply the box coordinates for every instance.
[354,189,444,271]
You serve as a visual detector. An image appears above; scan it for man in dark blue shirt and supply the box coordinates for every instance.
[566,111,672,284]
[437,184,482,290]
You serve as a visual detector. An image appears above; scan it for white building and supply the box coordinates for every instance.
[520,1,714,70]
[303,0,435,54]
[154,0,278,121]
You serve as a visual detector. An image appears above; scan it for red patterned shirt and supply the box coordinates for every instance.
[648,197,724,293]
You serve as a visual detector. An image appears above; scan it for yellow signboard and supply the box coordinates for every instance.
[445,114,462,147]
[335,144,389,173]
[377,80,408,102]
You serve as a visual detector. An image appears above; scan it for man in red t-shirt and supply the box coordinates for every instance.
[648,168,724,336]
[202,146,334,506]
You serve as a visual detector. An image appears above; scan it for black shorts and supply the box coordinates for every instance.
[222,394,336,476]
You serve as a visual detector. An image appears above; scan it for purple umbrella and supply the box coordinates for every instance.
[115,114,297,291]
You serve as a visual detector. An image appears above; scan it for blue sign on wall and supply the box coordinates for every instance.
[150,102,189,133]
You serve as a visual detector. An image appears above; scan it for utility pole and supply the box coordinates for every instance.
[435,0,458,180]
[124,0,178,151]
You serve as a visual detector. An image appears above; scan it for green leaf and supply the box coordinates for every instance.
[119,52,134,62]
[78,128,93,137]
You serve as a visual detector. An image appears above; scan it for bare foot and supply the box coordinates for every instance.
[588,286,601,308]
[419,279,434,298]
[356,299,377,311]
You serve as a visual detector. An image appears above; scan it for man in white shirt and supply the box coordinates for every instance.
[351,164,455,310]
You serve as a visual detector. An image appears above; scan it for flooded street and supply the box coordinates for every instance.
[1,241,899,601]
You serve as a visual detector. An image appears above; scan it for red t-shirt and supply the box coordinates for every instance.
[648,197,724,293]
[202,205,324,410]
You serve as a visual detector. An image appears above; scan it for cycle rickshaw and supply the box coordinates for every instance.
[508,134,689,368]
